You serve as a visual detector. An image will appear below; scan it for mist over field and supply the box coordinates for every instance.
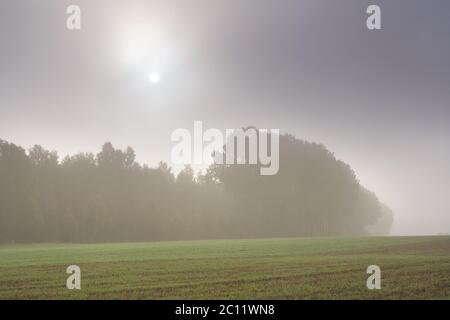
[0,0,449,238]
[1,0,450,304]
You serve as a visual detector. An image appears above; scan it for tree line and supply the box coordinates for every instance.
[0,133,393,243]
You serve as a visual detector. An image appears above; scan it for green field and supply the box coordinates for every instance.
[0,236,449,299]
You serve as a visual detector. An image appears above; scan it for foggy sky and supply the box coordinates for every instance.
[1,0,449,235]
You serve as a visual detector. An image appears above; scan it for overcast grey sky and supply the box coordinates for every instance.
[1,0,449,235]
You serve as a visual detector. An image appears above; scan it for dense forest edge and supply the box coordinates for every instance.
[0,132,393,243]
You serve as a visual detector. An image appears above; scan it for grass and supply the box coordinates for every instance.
[0,236,449,299]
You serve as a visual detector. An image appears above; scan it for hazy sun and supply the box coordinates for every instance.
[149,72,160,84]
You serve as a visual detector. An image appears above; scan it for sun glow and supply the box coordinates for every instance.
[115,18,180,89]
[149,72,160,83]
